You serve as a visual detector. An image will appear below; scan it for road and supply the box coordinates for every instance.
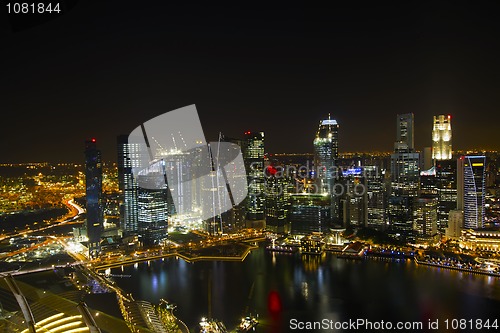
[0,198,85,242]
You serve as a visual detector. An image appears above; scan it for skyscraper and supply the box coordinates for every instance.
[136,161,169,245]
[264,163,293,233]
[84,138,104,258]
[432,115,452,160]
[313,115,339,194]
[313,115,340,226]
[289,194,332,235]
[413,198,438,240]
[414,166,438,241]
[397,113,414,150]
[389,113,419,238]
[436,160,457,232]
[117,135,141,235]
[458,155,486,229]
[365,165,387,230]
[243,131,265,221]
[341,167,368,228]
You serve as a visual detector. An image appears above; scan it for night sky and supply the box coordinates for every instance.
[2,1,500,163]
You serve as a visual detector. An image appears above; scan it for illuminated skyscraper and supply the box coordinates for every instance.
[84,138,104,258]
[341,167,368,228]
[365,165,386,230]
[413,198,438,240]
[458,155,486,229]
[391,113,419,197]
[289,194,332,235]
[243,131,265,221]
[117,135,141,234]
[389,113,419,238]
[136,161,169,245]
[313,115,339,194]
[414,166,438,241]
[265,163,293,233]
[432,115,452,160]
[436,160,457,232]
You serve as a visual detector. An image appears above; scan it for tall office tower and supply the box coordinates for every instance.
[117,135,141,235]
[243,131,265,221]
[84,138,104,258]
[136,161,169,245]
[313,115,339,194]
[365,166,387,230]
[414,166,438,241]
[432,115,452,160]
[413,198,438,240]
[389,113,419,238]
[219,134,247,231]
[458,156,486,229]
[265,163,293,233]
[390,146,420,197]
[445,209,463,239]
[289,194,332,235]
[157,151,192,216]
[419,166,438,198]
[397,113,414,150]
[341,167,368,228]
[436,160,457,232]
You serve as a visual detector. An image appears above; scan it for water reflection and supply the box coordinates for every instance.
[113,245,500,333]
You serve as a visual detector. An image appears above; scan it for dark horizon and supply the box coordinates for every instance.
[2,2,500,163]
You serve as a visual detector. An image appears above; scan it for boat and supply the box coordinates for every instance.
[199,317,227,333]
[236,315,259,332]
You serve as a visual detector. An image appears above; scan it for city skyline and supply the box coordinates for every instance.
[0,111,497,164]
[1,3,500,333]
[3,2,500,163]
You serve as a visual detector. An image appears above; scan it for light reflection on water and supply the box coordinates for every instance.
[113,246,500,333]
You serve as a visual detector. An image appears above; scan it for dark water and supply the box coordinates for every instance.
[113,246,500,332]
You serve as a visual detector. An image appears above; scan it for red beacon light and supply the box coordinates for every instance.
[91,138,96,143]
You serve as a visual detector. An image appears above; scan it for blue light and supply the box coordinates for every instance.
[342,168,363,176]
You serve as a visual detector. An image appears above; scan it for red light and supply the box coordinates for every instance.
[266,165,278,176]
[448,115,451,119]
[91,138,96,143]
[268,291,282,314]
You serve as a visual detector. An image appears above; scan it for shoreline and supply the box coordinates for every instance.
[414,257,500,277]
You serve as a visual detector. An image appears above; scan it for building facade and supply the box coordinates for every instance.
[136,161,170,245]
[243,131,265,221]
[436,160,457,232]
[313,116,339,194]
[458,155,486,229]
[432,114,452,160]
[117,135,141,235]
[289,194,332,235]
[389,113,419,239]
[84,138,104,258]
